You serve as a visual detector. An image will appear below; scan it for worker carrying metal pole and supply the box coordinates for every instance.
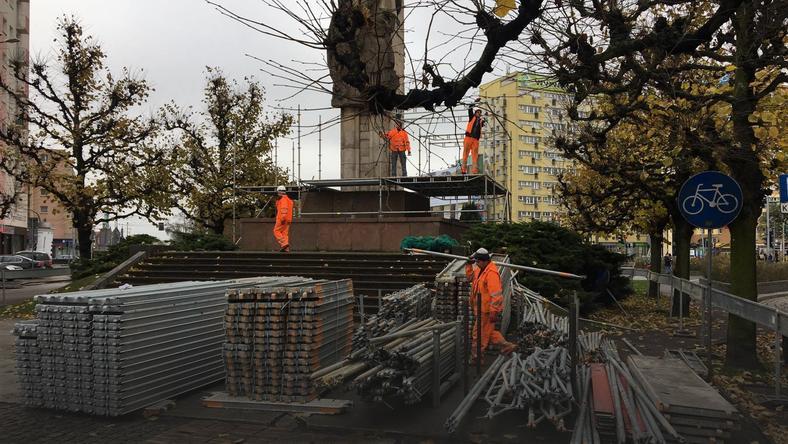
[273,185,293,252]
[461,99,485,175]
[465,247,517,362]
[379,114,411,177]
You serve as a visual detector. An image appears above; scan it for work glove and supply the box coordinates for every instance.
[407,151,412,156]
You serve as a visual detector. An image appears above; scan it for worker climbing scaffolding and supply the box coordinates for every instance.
[465,247,517,360]
[461,99,485,174]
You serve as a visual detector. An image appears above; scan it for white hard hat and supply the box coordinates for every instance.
[276,185,286,192]
[471,248,490,261]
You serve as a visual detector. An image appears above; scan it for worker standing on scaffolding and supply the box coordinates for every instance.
[380,115,411,177]
[273,185,293,252]
[461,99,485,174]
[465,248,517,361]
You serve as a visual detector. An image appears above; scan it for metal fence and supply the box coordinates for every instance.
[623,267,785,396]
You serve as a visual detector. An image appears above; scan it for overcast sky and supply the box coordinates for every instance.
[30,1,499,238]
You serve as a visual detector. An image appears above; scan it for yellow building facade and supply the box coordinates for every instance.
[478,72,649,255]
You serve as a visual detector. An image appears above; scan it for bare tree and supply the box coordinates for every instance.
[0,17,170,259]
[161,68,292,235]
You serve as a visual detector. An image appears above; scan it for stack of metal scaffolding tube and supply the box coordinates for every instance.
[14,278,293,416]
[353,319,461,405]
[223,278,355,403]
[351,284,432,351]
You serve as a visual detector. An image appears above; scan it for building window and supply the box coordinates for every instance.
[518,150,541,159]
[519,135,540,144]
[518,181,541,190]
[543,167,566,176]
[518,196,540,204]
[40,206,48,214]
[543,181,558,189]
[517,211,541,220]
[518,105,540,114]
[519,165,540,174]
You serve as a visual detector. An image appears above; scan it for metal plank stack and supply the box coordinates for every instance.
[351,284,432,350]
[628,355,739,444]
[434,259,469,323]
[13,320,42,407]
[14,279,290,416]
[223,279,355,403]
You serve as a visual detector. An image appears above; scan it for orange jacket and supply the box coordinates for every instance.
[384,128,411,153]
[275,195,293,223]
[465,262,504,315]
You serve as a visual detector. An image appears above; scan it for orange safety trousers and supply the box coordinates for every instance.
[466,262,505,354]
[274,195,293,248]
[461,136,479,173]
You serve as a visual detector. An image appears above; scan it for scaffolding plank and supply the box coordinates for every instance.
[201,392,352,414]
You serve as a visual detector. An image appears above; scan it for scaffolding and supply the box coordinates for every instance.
[238,174,511,221]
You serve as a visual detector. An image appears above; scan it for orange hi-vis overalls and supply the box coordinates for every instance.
[273,194,293,249]
[384,128,411,153]
[465,262,507,354]
[462,110,482,174]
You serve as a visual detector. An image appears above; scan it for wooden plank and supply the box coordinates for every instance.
[201,392,351,414]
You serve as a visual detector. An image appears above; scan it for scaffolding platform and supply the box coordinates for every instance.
[240,174,507,199]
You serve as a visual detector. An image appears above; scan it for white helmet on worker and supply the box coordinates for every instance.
[471,247,490,261]
[276,185,286,193]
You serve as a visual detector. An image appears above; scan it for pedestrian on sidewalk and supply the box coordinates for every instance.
[273,186,293,252]
[380,115,411,177]
[663,253,673,275]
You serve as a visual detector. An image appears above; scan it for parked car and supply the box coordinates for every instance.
[15,250,53,268]
[0,255,37,269]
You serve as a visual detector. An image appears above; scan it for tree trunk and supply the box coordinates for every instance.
[725,211,760,369]
[723,0,762,371]
[77,225,93,260]
[671,218,693,316]
[648,231,663,298]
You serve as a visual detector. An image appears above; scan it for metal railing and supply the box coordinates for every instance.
[623,267,785,396]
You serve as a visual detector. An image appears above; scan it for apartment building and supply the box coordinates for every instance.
[478,72,650,256]
[28,151,78,258]
[479,72,581,224]
[0,0,29,253]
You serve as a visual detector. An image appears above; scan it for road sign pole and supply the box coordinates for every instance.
[767,200,771,256]
[706,228,714,380]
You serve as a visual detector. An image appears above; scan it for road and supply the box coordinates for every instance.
[0,276,71,306]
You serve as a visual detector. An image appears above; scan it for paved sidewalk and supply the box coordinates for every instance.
[0,402,399,444]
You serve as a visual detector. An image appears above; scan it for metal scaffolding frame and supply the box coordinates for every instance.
[238,174,511,221]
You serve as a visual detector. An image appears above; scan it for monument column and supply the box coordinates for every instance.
[331,0,405,179]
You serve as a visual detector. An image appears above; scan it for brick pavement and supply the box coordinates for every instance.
[0,402,398,444]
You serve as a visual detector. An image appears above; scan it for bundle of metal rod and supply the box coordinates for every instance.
[570,365,595,444]
[482,347,573,431]
[433,259,472,331]
[445,354,506,433]
[13,320,42,407]
[589,351,685,443]
[311,317,436,390]
[351,284,432,350]
[353,319,460,405]
[17,278,293,416]
[223,279,355,403]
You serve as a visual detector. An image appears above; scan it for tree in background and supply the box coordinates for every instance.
[459,201,482,222]
[162,68,292,235]
[0,17,170,259]
[463,221,631,312]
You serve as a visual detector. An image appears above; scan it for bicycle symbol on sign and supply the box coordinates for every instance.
[681,183,739,215]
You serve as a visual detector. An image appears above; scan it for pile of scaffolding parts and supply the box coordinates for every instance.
[223,278,355,402]
[13,278,295,416]
[447,283,740,443]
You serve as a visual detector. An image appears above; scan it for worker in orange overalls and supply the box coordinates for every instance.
[465,248,517,360]
[273,185,293,252]
[380,116,411,176]
[461,100,485,174]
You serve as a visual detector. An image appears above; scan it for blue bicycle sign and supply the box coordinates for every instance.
[678,171,742,228]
